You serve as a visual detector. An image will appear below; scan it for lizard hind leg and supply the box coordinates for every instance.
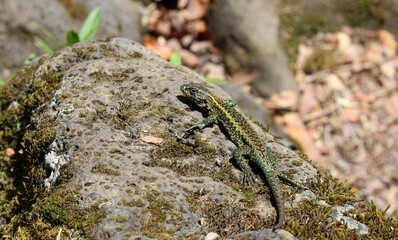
[233,145,255,185]
[265,147,307,189]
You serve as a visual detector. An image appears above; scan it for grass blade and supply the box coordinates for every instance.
[33,22,65,48]
[78,7,102,41]
[34,36,54,53]
[205,77,228,83]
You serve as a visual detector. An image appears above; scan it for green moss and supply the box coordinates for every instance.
[0,55,76,237]
[137,190,175,238]
[115,214,130,223]
[38,184,104,233]
[91,163,121,176]
[133,76,143,83]
[296,12,326,37]
[339,0,386,27]
[120,199,145,208]
[200,200,270,238]
[350,201,398,238]
[311,170,358,206]
[139,175,158,182]
[223,54,241,73]
[129,51,143,59]
[279,1,334,67]
[2,169,105,239]
[115,225,127,232]
[303,48,336,74]
[291,159,303,166]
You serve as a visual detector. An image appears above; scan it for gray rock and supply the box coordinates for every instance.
[208,0,297,97]
[4,38,316,238]
[330,205,369,235]
[0,0,141,80]
[234,229,299,240]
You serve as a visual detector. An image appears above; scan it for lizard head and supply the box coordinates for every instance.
[180,83,211,108]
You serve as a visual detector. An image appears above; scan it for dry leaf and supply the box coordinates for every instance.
[181,34,195,47]
[380,61,396,80]
[186,20,207,33]
[199,62,226,80]
[179,49,199,67]
[342,107,360,123]
[168,10,185,33]
[143,35,173,60]
[365,41,383,63]
[276,113,327,164]
[228,69,256,87]
[140,136,164,145]
[378,29,397,57]
[384,92,398,119]
[5,148,15,157]
[298,82,321,116]
[147,8,161,32]
[178,0,189,9]
[336,32,351,52]
[326,74,345,91]
[264,90,298,110]
[296,44,314,70]
[185,0,210,20]
[190,40,214,53]
[156,18,172,37]
[167,38,183,51]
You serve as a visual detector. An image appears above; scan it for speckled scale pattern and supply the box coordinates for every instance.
[180,83,302,229]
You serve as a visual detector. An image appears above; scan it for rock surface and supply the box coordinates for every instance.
[1,38,384,239]
[0,0,141,80]
[208,0,297,97]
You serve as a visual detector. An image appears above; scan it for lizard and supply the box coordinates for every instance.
[180,83,305,229]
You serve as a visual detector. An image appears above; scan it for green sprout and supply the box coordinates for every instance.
[169,51,227,84]
[33,7,102,54]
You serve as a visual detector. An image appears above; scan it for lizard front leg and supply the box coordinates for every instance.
[233,145,256,185]
[186,114,218,132]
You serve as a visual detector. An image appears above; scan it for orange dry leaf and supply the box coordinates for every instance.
[298,83,320,117]
[178,0,189,9]
[378,30,397,57]
[179,49,199,67]
[384,92,398,119]
[199,62,226,80]
[140,136,164,145]
[342,107,360,123]
[186,20,207,34]
[185,0,210,20]
[143,35,173,60]
[276,113,327,164]
[5,148,15,156]
[229,69,256,87]
[264,90,298,110]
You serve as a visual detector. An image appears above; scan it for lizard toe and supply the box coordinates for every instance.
[240,172,255,185]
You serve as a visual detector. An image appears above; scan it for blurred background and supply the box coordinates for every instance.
[1,0,398,219]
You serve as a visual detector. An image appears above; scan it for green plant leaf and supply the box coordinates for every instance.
[205,77,228,83]
[24,53,36,64]
[169,51,182,65]
[78,7,102,41]
[67,30,80,46]
[34,36,54,53]
[0,79,6,86]
[33,22,65,48]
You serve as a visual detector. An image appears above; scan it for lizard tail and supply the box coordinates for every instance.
[262,166,285,229]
